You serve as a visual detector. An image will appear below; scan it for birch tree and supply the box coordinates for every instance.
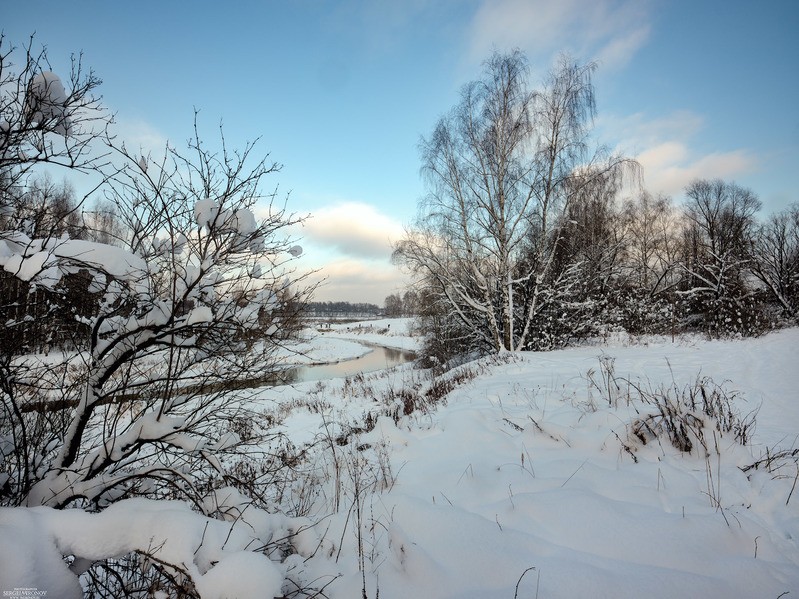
[395,50,633,353]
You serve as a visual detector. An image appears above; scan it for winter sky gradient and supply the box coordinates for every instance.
[4,0,798,303]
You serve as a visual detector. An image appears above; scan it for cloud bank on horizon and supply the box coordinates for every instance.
[294,202,410,304]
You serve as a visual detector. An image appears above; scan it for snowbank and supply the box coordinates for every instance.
[317,317,420,352]
[273,334,373,365]
[0,496,302,598]
[259,328,799,598]
[273,317,420,367]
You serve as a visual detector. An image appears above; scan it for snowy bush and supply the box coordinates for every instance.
[0,35,315,596]
[0,35,108,199]
[25,71,70,133]
[0,494,316,598]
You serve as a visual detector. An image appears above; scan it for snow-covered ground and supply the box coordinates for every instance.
[309,316,420,352]
[273,317,419,366]
[258,326,799,598]
[2,325,798,597]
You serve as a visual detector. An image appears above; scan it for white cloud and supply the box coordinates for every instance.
[301,202,406,260]
[600,110,705,149]
[606,111,759,196]
[467,0,653,69]
[305,257,412,305]
[287,201,411,304]
[593,25,650,71]
[112,117,169,157]
[639,146,757,196]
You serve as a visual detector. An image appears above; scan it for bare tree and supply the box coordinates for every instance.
[678,178,762,335]
[384,293,403,317]
[402,289,419,316]
[0,35,114,355]
[4,125,310,509]
[395,50,634,353]
[750,203,799,320]
[0,36,321,596]
[623,191,681,295]
[552,164,628,295]
[0,172,84,238]
[0,37,310,510]
[0,34,111,201]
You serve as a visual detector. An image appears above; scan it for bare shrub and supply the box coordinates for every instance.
[741,447,799,506]
[625,376,755,455]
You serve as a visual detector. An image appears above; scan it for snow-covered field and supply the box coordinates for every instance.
[260,325,799,598]
[309,316,420,352]
[273,317,418,366]
[2,323,798,597]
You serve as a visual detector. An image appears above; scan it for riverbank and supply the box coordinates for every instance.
[273,317,420,367]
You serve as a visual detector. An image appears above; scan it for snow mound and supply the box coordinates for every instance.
[0,498,290,598]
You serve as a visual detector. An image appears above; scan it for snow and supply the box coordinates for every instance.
[252,326,799,598]
[196,551,283,598]
[193,201,258,241]
[0,507,82,598]
[186,305,214,325]
[0,236,148,290]
[26,72,69,132]
[274,334,372,365]
[314,317,420,352]
[233,208,257,236]
[0,499,286,599]
[269,318,419,369]
[2,249,49,281]
[2,325,797,597]
[195,198,219,228]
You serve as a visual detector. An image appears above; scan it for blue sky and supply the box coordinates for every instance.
[5,0,798,304]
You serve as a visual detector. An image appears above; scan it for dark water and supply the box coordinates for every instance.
[273,344,416,386]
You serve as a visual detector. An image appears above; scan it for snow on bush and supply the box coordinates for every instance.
[194,199,259,237]
[185,305,214,326]
[2,40,315,597]
[25,71,70,134]
[194,198,220,228]
[233,208,257,236]
[0,497,293,598]
[0,234,148,290]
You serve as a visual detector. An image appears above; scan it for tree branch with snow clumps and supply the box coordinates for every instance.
[0,34,112,198]
[10,121,311,510]
[1,50,313,591]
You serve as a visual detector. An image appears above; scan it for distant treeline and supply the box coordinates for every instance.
[305,301,382,318]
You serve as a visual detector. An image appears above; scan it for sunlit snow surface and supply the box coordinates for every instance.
[2,324,797,597]
[264,325,799,598]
